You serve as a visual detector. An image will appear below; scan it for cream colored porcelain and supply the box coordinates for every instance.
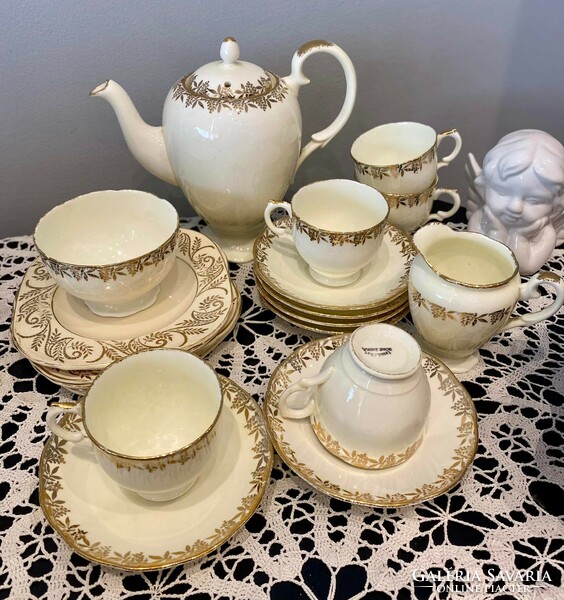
[265,335,478,507]
[264,180,388,287]
[409,223,564,373]
[47,350,222,502]
[280,325,430,468]
[12,228,233,370]
[39,375,273,570]
[254,221,416,311]
[28,284,241,395]
[383,178,461,233]
[92,38,356,263]
[34,190,179,317]
[352,122,462,195]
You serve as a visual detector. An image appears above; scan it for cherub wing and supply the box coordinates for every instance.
[465,153,485,219]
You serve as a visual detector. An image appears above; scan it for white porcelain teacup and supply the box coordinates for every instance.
[34,190,179,318]
[409,223,564,373]
[279,324,431,469]
[46,349,222,502]
[383,178,461,233]
[264,179,389,287]
[351,122,462,195]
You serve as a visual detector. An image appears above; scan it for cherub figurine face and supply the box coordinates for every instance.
[466,129,564,275]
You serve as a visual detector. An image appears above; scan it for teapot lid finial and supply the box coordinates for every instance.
[220,38,240,64]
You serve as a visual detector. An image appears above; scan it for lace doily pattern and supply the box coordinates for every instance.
[0,218,563,600]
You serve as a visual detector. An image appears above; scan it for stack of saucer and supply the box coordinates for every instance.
[12,228,240,394]
[253,220,415,333]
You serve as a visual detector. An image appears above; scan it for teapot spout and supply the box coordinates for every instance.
[90,80,177,186]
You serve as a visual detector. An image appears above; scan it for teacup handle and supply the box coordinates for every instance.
[501,272,564,332]
[279,367,334,420]
[46,402,85,443]
[437,129,462,169]
[264,201,294,241]
[427,188,461,224]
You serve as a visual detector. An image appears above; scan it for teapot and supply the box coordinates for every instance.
[91,38,357,262]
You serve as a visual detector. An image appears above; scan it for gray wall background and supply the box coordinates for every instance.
[2,0,563,238]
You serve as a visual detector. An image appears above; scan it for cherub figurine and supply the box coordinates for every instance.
[466,129,564,275]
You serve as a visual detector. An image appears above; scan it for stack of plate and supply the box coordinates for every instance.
[253,221,416,334]
[12,228,240,395]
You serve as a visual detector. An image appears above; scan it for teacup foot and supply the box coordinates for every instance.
[84,286,161,318]
[135,477,198,502]
[308,267,361,288]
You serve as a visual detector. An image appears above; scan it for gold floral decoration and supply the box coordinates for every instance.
[297,40,334,57]
[294,218,385,247]
[265,335,478,507]
[12,230,230,366]
[409,285,513,327]
[39,378,273,571]
[173,73,288,113]
[354,146,436,180]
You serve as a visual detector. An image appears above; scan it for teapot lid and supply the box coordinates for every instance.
[172,38,288,113]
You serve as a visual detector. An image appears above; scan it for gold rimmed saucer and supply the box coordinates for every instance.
[30,284,242,394]
[39,376,273,571]
[258,288,409,334]
[253,220,416,315]
[265,335,478,507]
[12,228,233,370]
[256,275,407,322]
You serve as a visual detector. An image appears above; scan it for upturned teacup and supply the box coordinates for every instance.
[46,349,222,502]
[279,324,431,469]
[409,223,564,373]
[351,122,462,195]
[383,178,461,233]
[264,179,388,287]
[34,190,179,318]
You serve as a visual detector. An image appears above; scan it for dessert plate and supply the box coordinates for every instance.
[30,285,242,394]
[39,376,273,571]
[12,229,232,370]
[254,220,416,312]
[265,335,478,507]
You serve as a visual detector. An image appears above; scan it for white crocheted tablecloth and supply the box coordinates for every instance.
[1,218,563,600]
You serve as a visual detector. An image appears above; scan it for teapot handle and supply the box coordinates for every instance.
[283,40,357,177]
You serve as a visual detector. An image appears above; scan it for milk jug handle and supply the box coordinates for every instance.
[283,41,357,177]
[46,402,85,443]
[279,367,334,420]
[501,272,564,332]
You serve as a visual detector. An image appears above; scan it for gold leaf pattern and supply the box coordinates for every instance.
[294,218,385,247]
[354,146,436,180]
[173,73,288,114]
[12,230,230,367]
[265,335,478,507]
[409,283,513,327]
[38,377,273,571]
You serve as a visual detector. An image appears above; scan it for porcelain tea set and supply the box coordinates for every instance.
[13,37,564,570]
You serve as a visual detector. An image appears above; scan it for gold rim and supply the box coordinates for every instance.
[257,280,408,326]
[39,376,274,571]
[259,290,409,335]
[81,349,223,462]
[253,223,416,312]
[414,223,519,289]
[256,271,407,318]
[264,335,478,507]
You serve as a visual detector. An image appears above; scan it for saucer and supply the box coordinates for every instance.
[253,220,416,313]
[30,284,242,394]
[12,228,233,370]
[39,376,273,571]
[265,335,478,507]
[258,285,409,334]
